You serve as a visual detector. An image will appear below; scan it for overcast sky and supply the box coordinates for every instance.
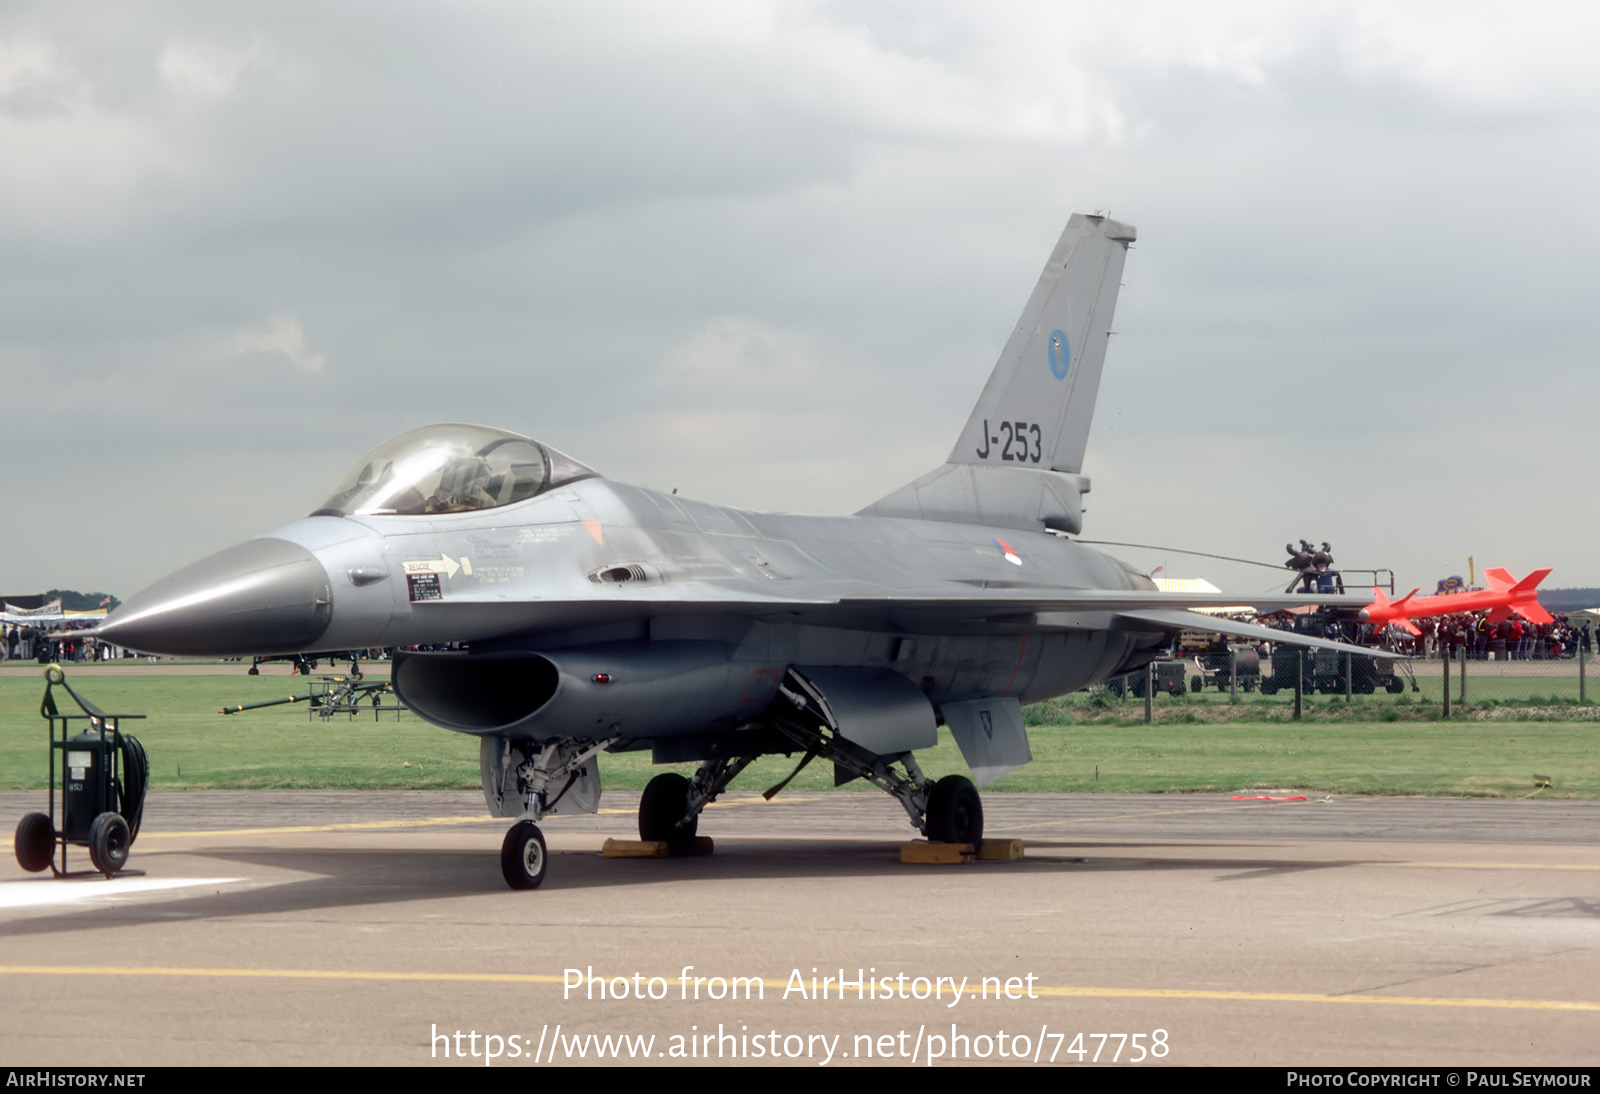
[3,1,1595,601]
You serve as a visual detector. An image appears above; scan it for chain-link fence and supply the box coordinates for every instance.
[1095,647,1592,721]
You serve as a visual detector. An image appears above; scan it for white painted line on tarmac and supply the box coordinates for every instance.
[0,876,243,910]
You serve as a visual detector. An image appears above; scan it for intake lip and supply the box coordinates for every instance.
[96,538,333,657]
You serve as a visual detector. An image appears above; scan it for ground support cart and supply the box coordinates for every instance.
[12,665,150,879]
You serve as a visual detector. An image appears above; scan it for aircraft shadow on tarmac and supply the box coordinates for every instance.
[0,839,1381,938]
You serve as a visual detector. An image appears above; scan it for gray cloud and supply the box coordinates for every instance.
[3,1,1594,597]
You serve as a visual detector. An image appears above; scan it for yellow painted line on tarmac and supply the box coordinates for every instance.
[137,795,816,840]
[2,965,1596,1014]
[0,965,575,985]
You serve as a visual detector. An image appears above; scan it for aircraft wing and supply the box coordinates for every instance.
[435,587,1380,644]
[831,588,1367,616]
[1110,608,1406,659]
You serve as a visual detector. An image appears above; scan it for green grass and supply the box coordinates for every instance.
[1,671,482,790]
[1,669,1595,798]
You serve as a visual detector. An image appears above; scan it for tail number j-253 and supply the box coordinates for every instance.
[975,419,1043,463]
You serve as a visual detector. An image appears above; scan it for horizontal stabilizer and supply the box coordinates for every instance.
[1517,603,1555,625]
[1495,567,1553,624]
[1510,567,1552,595]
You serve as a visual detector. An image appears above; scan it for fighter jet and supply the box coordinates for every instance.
[98,213,1377,889]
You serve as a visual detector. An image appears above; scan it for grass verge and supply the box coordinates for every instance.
[1,670,1593,798]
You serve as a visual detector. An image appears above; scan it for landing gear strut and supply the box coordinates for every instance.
[488,736,616,890]
[767,677,985,846]
[638,755,757,847]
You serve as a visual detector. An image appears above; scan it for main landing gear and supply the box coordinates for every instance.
[491,712,988,890]
[637,755,758,847]
[629,738,983,862]
[924,773,983,846]
[767,682,985,848]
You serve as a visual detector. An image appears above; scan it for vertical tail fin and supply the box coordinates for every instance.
[951,213,1136,475]
[1483,567,1515,592]
[861,213,1135,533]
[1509,567,1554,624]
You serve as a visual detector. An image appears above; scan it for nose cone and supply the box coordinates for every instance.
[98,538,333,656]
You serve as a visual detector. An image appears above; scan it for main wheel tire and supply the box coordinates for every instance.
[14,812,55,873]
[500,820,547,890]
[924,774,983,846]
[88,812,130,876]
[639,772,698,844]
[1190,676,1202,692]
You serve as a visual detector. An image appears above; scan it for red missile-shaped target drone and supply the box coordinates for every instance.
[1360,568,1554,636]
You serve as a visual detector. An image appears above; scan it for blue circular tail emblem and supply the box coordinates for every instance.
[1047,329,1070,380]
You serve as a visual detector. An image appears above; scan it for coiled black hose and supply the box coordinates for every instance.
[117,734,149,842]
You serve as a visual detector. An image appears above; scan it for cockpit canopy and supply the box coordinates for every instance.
[312,424,596,517]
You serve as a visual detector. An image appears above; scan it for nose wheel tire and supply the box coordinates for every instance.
[924,774,983,846]
[88,812,131,876]
[14,812,55,873]
[501,820,548,890]
[639,772,698,844]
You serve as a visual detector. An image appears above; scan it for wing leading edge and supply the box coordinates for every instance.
[1112,608,1404,659]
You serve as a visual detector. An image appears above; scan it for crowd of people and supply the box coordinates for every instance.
[1383,613,1590,660]
[2,620,120,664]
[1248,608,1593,660]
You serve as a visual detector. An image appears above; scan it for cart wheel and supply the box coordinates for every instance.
[14,812,55,873]
[88,812,131,876]
[1189,676,1202,692]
